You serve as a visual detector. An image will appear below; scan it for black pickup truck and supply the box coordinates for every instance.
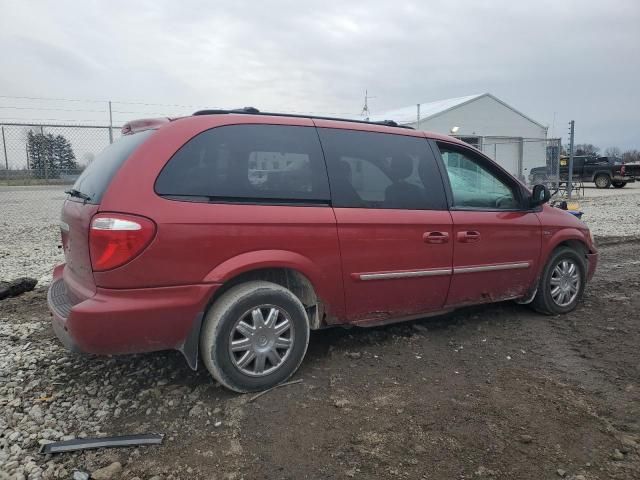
[529,156,639,188]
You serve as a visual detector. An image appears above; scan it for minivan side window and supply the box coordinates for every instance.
[155,125,330,203]
[317,128,447,210]
[438,144,519,210]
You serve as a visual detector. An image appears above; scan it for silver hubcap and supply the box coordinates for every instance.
[550,259,580,307]
[228,305,294,377]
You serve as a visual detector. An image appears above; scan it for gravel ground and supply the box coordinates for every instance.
[0,186,66,285]
[1,183,640,285]
[569,184,640,238]
[0,240,639,479]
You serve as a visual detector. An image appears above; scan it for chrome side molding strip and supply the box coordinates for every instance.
[454,262,530,274]
[358,268,453,281]
[356,262,530,281]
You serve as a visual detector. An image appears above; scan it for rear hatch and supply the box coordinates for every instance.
[59,130,155,300]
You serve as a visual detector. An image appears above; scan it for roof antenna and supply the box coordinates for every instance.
[361,90,375,121]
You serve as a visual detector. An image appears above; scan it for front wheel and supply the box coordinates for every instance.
[531,247,586,315]
[612,181,627,188]
[200,281,310,393]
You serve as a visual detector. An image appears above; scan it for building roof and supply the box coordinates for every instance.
[371,93,546,129]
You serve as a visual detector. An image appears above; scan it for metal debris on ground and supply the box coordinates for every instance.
[0,277,38,300]
[39,433,164,454]
[247,378,304,403]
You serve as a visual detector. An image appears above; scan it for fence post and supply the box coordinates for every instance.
[1,126,7,169]
[567,120,575,199]
[108,101,114,144]
[40,125,48,182]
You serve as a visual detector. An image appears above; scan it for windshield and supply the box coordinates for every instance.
[71,130,154,203]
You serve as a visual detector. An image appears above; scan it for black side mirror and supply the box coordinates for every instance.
[530,184,550,207]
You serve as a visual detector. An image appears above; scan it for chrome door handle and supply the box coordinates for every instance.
[457,231,481,243]
[423,231,450,244]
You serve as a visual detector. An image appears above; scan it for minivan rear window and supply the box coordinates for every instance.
[155,124,330,204]
[70,129,154,204]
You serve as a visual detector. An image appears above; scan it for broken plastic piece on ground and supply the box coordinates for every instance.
[40,433,164,454]
[0,277,38,300]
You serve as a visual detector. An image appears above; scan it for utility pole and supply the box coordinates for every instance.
[416,103,421,127]
[567,120,575,199]
[361,90,375,121]
[108,101,114,144]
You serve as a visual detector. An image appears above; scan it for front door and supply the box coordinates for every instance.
[316,126,453,324]
[436,142,541,307]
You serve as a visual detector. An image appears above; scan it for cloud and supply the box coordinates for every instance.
[0,0,638,148]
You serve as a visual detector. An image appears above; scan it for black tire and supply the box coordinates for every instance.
[200,281,310,393]
[531,247,586,315]
[594,174,611,189]
[612,181,627,188]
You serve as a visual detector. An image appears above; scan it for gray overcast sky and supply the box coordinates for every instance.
[1,0,639,150]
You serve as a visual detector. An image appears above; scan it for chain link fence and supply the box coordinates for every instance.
[0,123,121,185]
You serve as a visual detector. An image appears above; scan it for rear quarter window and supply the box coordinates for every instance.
[71,130,154,203]
[155,124,330,203]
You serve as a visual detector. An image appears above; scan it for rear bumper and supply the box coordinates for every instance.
[586,252,598,281]
[613,176,635,183]
[47,265,220,356]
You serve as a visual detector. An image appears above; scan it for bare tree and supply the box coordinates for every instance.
[622,149,640,163]
[604,147,622,158]
[574,143,600,156]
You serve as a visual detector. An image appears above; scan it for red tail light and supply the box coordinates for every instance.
[89,214,156,271]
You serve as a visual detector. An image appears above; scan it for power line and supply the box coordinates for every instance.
[0,95,108,103]
[0,95,360,117]
[0,105,108,113]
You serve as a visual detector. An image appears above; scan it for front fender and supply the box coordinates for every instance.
[538,227,590,277]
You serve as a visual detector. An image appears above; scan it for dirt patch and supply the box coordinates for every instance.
[1,240,639,479]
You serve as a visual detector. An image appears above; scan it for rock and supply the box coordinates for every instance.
[91,462,122,480]
[345,352,361,359]
[72,472,90,480]
[475,466,497,476]
[334,399,350,408]
[413,324,428,333]
[28,404,44,421]
[611,449,625,461]
[618,434,638,449]
[189,404,204,417]
[556,469,566,477]
[518,434,533,444]
[414,444,426,454]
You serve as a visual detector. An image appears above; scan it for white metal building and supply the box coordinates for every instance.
[371,93,551,182]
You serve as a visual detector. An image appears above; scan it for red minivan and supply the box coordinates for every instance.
[48,109,598,392]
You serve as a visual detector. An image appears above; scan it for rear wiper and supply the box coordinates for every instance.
[65,189,92,202]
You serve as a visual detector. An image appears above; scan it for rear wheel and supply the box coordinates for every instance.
[612,181,627,188]
[531,247,586,315]
[200,281,310,393]
[594,174,611,189]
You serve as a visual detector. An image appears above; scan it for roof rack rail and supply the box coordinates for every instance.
[191,108,414,129]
